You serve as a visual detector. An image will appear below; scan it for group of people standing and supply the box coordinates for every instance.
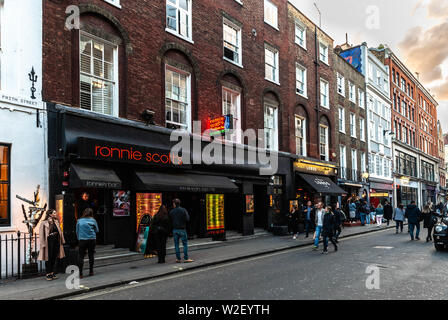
[343,196,394,228]
[288,201,344,254]
[38,193,195,281]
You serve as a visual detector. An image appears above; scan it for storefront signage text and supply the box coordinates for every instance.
[78,137,183,166]
[294,160,336,176]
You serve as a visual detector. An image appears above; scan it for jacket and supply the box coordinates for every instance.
[423,210,437,228]
[76,218,99,240]
[383,204,393,220]
[302,205,315,222]
[38,219,65,261]
[393,208,405,222]
[169,207,190,230]
[375,208,384,216]
[314,209,325,227]
[405,204,422,224]
[152,212,171,235]
[349,203,357,212]
[322,211,335,237]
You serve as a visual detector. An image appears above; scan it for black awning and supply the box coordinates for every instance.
[298,173,347,195]
[134,171,239,193]
[70,164,122,189]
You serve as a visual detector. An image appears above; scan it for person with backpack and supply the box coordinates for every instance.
[405,201,422,241]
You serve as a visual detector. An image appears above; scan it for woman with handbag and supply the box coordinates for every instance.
[38,210,65,281]
[152,205,171,263]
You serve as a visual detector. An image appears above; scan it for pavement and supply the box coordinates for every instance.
[0,222,399,300]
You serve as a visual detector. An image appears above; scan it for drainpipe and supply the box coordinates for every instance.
[315,25,320,159]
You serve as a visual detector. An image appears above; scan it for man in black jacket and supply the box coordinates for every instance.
[405,201,422,241]
[169,199,194,263]
[383,201,393,226]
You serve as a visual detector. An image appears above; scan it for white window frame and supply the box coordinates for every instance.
[350,113,356,138]
[351,149,358,173]
[361,152,366,173]
[349,82,356,103]
[358,89,365,108]
[360,118,365,142]
[264,0,278,30]
[165,64,191,131]
[79,32,119,117]
[320,78,329,109]
[166,0,193,43]
[319,41,329,65]
[295,20,306,49]
[295,115,307,157]
[222,86,242,144]
[296,63,307,98]
[265,45,279,85]
[340,145,347,179]
[338,107,345,134]
[264,102,278,151]
[223,18,243,67]
[319,124,329,161]
[103,0,122,8]
[0,2,3,91]
[337,73,345,97]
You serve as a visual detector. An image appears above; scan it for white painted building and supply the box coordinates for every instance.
[364,45,393,205]
[0,0,46,238]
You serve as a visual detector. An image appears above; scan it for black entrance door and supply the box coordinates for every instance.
[254,185,268,229]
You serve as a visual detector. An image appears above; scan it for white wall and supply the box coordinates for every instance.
[0,0,45,235]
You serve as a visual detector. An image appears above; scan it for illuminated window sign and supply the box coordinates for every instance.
[136,193,162,253]
[207,115,233,136]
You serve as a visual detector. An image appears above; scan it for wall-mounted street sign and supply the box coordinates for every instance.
[207,114,233,136]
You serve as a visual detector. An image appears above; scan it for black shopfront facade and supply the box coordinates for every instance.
[47,104,276,250]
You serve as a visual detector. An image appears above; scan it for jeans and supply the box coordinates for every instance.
[173,229,189,260]
[370,212,375,223]
[334,226,342,240]
[323,234,337,251]
[409,223,420,240]
[366,213,371,225]
[360,213,366,225]
[314,226,323,247]
[395,220,404,232]
[376,215,383,227]
[155,232,168,263]
[78,239,96,275]
[305,220,313,237]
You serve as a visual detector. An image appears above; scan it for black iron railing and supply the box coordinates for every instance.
[0,232,45,280]
[339,167,362,182]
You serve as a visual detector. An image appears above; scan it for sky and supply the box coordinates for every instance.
[290,0,448,133]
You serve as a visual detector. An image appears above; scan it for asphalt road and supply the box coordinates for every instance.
[68,227,448,300]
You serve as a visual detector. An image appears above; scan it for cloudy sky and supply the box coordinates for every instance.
[290,0,448,133]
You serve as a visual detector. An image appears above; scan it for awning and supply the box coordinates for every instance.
[134,171,239,193]
[70,164,122,189]
[298,173,347,195]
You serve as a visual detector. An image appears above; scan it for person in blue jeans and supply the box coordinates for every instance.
[169,199,194,263]
[313,202,325,251]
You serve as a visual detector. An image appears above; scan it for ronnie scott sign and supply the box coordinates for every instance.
[77,137,184,166]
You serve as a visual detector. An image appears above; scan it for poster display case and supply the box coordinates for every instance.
[206,194,225,235]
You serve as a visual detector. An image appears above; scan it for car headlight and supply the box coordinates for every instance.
[435,225,448,233]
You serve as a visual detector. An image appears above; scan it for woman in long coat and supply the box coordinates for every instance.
[422,205,436,242]
[38,210,65,281]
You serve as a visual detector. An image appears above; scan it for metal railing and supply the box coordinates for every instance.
[0,232,45,280]
[339,167,362,182]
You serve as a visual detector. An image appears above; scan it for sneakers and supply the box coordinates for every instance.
[46,274,53,281]
[51,273,58,279]
[312,246,318,251]
[184,259,195,263]
[321,250,328,254]
[293,235,297,240]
